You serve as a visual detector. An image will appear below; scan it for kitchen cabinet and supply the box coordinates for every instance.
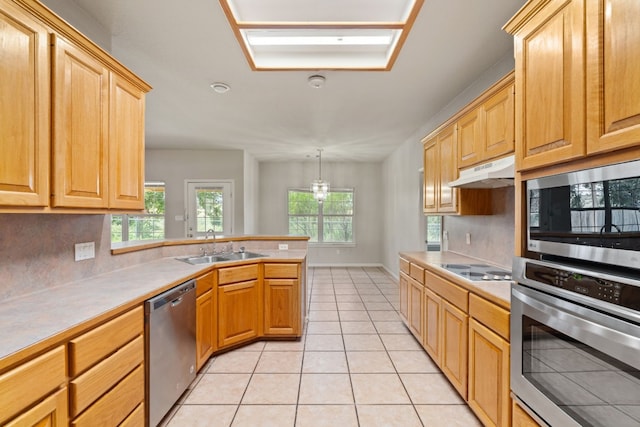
[585,0,640,155]
[0,346,67,425]
[0,0,150,211]
[196,270,215,371]
[218,264,261,348]
[512,400,541,427]
[398,257,410,323]
[441,299,468,399]
[408,263,425,340]
[264,263,301,336]
[423,287,441,363]
[68,306,144,425]
[423,126,491,215]
[468,294,510,427]
[505,0,586,171]
[0,0,50,207]
[458,74,515,169]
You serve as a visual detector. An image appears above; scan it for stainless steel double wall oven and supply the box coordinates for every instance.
[512,160,640,426]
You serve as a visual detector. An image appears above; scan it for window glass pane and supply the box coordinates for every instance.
[196,188,223,233]
[288,188,354,243]
[289,215,319,242]
[288,191,319,214]
[111,215,123,243]
[323,191,354,214]
[323,216,352,242]
[111,183,166,243]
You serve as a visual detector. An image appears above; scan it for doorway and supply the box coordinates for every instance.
[185,180,233,237]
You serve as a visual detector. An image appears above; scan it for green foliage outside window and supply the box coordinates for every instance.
[288,189,354,243]
[111,184,165,242]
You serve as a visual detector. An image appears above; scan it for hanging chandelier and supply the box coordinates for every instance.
[311,148,329,203]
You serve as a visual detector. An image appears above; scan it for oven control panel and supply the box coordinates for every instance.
[525,263,639,311]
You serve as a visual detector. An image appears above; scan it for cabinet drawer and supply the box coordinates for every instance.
[120,402,145,427]
[69,306,143,376]
[0,346,66,425]
[219,264,259,285]
[469,293,510,341]
[70,335,144,417]
[399,258,410,275]
[196,270,215,297]
[409,263,425,284]
[425,270,468,312]
[71,363,144,427]
[264,263,298,279]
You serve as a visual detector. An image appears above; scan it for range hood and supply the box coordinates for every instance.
[448,155,515,188]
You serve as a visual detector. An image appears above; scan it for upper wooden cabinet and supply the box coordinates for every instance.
[0,0,50,207]
[506,0,640,171]
[458,74,515,169]
[423,126,458,214]
[0,0,151,211]
[585,0,640,155]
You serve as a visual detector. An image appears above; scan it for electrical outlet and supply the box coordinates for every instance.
[278,244,289,250]
[75,242,95,261]
[465,233,471,245]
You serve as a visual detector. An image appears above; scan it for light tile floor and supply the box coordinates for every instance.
[162,267,482,427]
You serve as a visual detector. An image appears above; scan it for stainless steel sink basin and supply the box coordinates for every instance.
[176,252,267,265]
[175,255,231,265]
[221,252,266,261]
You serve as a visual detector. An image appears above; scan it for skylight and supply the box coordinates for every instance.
[219,0,424,70]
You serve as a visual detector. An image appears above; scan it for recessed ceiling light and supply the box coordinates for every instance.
[210,82,231,93]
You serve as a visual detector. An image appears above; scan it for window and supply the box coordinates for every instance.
[426,216,442,251]
[185,180,233,237]
[288,189,354,243]
[111,183,165,243]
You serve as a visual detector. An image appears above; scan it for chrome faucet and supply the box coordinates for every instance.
[204,229,216,255]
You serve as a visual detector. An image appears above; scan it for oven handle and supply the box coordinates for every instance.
[512,284,640,370]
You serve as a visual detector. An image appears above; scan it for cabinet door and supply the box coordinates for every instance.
[513,0,585,171]
[408,277,423,341]
[423,138,438,213]
[108,73,145,209]
[218,280,259,348]
[0,1,49,206]
[264,279,299,336]
[512,400,541,427]
[441,300,468,399]
[196,289,214,371]
[423,288,441,364]
[51,36,109,208]
[586,0,640,154]
[468,318,510,427]
[458,108,483,169]
[399,272,410,324]
[483,83,514,161]
[437,125,458,212]
[4,388,68,427]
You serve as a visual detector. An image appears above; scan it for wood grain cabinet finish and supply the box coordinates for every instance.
[441,300,468,399]
[0,346,66,425]
[196,289,214,371]
[585,0,640,155]
[408,276,424,341]
[512,400,541,427]
[468,317,510,427]
[0,0,50,207]
[68,306,144,425]
[423,287,442,364]
[264,263,300,336]
[505,0,586,171]
[51,35,109,208]
[399,272,410,324]
[218,280,260,348]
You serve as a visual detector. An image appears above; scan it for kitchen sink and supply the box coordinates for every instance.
[176,252,267,265]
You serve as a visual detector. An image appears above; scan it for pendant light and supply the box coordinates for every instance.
[311,148,329,203]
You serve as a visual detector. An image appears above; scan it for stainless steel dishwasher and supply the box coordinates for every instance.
[145,279,196,426]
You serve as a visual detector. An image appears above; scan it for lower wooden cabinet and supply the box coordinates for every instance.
[441,300,468,399]
[196,289,214,370]
[423,288,442,364]
[468,317,510,427]
[264,279,299,335]
[408,276,424,340]
[218,280,260,348]
[512,400,541,427]
[0,346,67,425]
[399,272,410,323]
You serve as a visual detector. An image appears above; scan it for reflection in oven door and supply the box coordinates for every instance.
[512,284,640,427]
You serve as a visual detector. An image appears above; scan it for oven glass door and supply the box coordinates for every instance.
[512,285,640,427]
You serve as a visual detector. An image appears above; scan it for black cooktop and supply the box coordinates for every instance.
[440,263,512,281]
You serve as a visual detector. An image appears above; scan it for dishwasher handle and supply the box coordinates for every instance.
[146,280,196,312]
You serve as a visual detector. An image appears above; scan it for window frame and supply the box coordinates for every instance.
[111,182,166,243]
[287,187,356,247]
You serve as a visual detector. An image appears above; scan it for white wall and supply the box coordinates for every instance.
[258,161,383,266]
[146,149,245,238]
[381,53,516,277]
[243,151,259,234]
[39,0,112,51]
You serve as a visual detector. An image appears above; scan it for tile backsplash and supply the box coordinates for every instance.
[443,187,515,269]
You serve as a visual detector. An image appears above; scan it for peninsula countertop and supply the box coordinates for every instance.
[0,249,306,369]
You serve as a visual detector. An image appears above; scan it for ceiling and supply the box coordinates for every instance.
[48,0,525,162]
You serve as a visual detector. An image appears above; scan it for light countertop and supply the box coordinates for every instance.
[399,251,512,309]
[0,250,306,369]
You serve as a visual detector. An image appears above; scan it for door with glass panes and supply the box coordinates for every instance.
[185,180,233,237]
